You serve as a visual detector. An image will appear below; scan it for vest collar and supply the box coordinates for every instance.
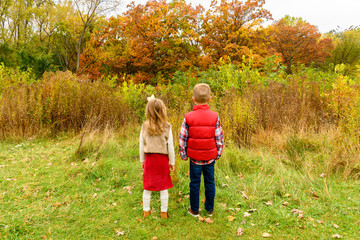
[193,104,209,111]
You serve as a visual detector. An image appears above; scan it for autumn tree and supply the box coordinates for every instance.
[80,0,203,82]
[326,27,360,76]
[200,0,272,67]
[268,16,334,74]
[73,0,121,73]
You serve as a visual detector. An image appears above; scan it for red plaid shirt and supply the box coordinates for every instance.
[179,116,224,165]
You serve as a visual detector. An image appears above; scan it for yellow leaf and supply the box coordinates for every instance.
[227,216,236,222]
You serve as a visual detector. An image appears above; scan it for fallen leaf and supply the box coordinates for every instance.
[244,212,251,217]
[237,173,244,180]
[265,201,273,206]
[235,208,241,211]
[250,223,256,226]
[320,173,325,178]
[114,229,125,236]
[291,209,303,214]
[299,225,306,229]
[317,220,324,224]
[298,213,304,219]
[82,158,89,164]
[284,193,291,197]
[136,217,142,222]
[93,193,97,198]
[53,202,62,207]
[205,218,213,224]
[332,234,342,238]
[221,183,229,187]
[176,198,182,203]
[152,237,158,240]
[262,232,271,238]
[225,176,230,181]
[248,209,257,212]
[198,216,205,222]
[236,227,244,236]
[275,223,280,226]
[227,216,236,222]
[123,186,132,191]
[312,224,317,227]
[221,203,227,208]
[308,217,315,221]
[282,201,289,206]
[241,191,248,199]
[333,224,339,229]
[241,220,247,225]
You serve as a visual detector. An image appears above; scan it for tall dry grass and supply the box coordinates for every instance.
[0,71,131,138]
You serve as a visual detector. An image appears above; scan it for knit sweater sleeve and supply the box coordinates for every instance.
[167,127,175,166]
[139,128,145,163]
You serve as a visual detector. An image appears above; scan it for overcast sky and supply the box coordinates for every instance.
[120,0,360,33]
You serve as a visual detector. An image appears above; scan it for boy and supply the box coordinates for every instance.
[179,83,224,217]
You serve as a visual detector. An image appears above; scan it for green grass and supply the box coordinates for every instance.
[0,130,359,239]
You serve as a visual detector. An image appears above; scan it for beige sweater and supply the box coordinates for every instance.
[139,123,175,165]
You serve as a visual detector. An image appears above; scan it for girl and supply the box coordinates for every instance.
[139,95,175,219]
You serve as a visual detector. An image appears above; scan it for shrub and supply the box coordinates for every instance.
[0,71,131,138]
[248,78,331,131]
[219,92,256,147]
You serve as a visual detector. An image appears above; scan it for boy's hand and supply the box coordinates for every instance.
[170,165,175,172]
[142,162,145,171]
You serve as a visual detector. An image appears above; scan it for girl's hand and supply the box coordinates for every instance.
[169,165,175,172]
[142,162,145,171]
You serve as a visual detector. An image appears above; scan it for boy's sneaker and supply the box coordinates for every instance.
[187,207,199,217]
[208,211,214,217]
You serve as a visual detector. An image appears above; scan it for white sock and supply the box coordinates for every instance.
[160,190,168,212]
[143,190,151,211]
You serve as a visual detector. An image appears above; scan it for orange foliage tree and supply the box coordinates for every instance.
[80,0,203,82]
[200,0,272,67]
[268,16,334,74]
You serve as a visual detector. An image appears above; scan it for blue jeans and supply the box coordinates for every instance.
[189,161,215,213]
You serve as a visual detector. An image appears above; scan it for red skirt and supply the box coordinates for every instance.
[143,153,173,191]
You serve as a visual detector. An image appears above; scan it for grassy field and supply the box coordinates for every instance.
[0,128,359,239]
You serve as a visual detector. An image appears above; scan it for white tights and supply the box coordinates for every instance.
[143,189,168,212]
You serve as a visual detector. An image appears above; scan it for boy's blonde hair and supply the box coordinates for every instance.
[144,98,168,135]
[193,83,211,104]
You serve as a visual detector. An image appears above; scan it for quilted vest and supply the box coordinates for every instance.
[142,123,170,154]
[185,104,218,161]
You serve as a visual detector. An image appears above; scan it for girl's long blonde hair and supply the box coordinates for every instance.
[144,98,168,135]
